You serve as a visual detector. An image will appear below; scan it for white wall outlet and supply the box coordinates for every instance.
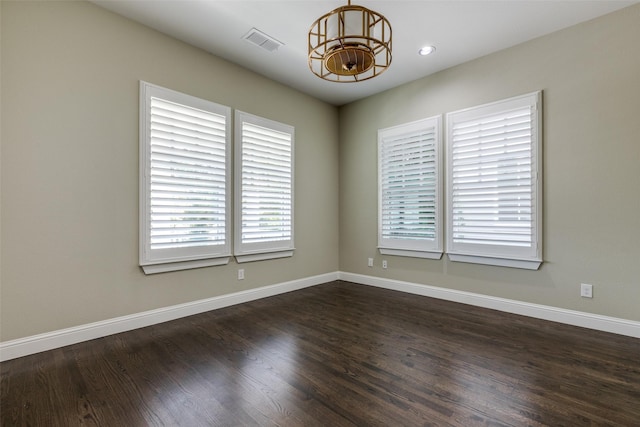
[368,258,373,267]
[238,269,245,280]
[580,283,593,298]
[382,259,388,269]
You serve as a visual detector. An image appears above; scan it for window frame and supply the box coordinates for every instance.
[378,115,443,259]
[445,91,542,270]
[139,81,232,274]
[234,111,295,263]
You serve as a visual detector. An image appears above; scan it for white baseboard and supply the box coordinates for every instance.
[3,271,637,362]
[0,272,339,362]
[338,272,640,339]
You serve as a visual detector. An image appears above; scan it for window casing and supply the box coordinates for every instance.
[234,111,294,263]
[139,82,231,274]
[378,116,443,259]
[446,92,542,269]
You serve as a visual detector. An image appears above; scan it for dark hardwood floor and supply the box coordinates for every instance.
[2,280,639,426]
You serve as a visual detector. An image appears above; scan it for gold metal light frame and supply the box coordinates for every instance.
[308,0,392,82]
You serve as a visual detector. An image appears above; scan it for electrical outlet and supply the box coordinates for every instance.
[382,259,388,269]
[368,258,373,267]
[580,283,593,298]
[238,269,245,280]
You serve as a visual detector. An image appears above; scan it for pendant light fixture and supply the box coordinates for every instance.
[308,0,392,82]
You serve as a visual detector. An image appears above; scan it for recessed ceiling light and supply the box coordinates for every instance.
[419,46,436,56]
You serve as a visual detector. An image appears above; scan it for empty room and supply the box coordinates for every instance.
[1,0,639,425]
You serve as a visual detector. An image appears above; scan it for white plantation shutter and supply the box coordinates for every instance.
[140,82,231,273]
[235,111,294,262]
[378,116,442,259]
[446,92,542,269]
[149,99,227,249]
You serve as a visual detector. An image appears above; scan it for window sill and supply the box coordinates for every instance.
[379,248,443,260]
[235,250,294,264]
[447,253,542,270]
[141,256,231,275]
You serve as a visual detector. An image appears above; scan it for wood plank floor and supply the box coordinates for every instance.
[2,280,639,426]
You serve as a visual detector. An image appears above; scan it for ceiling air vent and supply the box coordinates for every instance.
[243,28,283,52]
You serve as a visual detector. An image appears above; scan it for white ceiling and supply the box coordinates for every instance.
[91,0,636,106]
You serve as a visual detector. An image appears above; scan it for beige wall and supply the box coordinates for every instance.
[2,1,639,344]
[0,1,339,341]
[339,4,640,321]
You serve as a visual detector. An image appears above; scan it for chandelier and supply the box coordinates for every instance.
[308,0,392,82]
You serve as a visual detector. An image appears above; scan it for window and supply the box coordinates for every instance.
[378,116,443,259]
[234,111,294,262]
[139,82,231,274]
[446,92,542,269]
